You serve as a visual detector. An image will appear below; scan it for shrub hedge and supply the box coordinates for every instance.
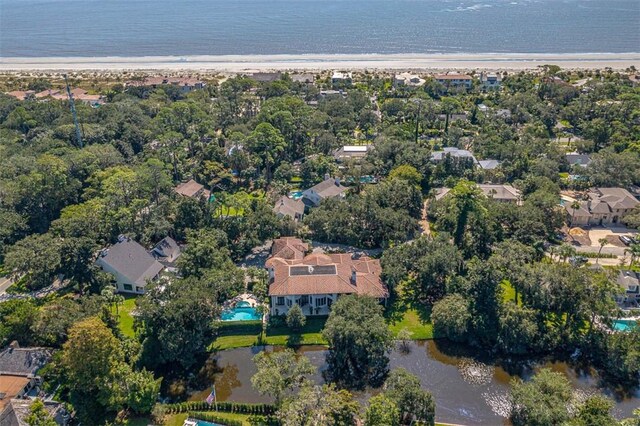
[187,412,243,426]
[164,401,276,415]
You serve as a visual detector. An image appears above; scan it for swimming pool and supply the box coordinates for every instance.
[289,190,303,200]
[196,421,222,426]
[221,301,262,321]
[612,319,638,332]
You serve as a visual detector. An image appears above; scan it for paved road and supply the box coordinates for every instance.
[0,276,14,295]
[574,245,628,256]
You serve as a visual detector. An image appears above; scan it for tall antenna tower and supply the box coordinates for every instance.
[64,74,83,148]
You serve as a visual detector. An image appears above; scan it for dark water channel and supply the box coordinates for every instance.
[187,341,639,425]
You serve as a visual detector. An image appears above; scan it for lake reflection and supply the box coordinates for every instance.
[187,341,639,425]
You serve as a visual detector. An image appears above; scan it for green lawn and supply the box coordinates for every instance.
[385,281,434,340]
[114,295,138,338]
[501,280,519,305]
[211,300,438,350]
[210,317,329,350]
[166,412,255,426]
[387,308,434,340]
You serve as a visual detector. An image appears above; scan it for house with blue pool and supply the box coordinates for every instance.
[265,237,389,316]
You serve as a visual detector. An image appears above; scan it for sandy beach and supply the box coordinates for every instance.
[1,53,639,72]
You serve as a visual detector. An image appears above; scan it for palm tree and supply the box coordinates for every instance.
[101,287,124,315]
[625,243,640,267]
[558,243,576,263]
[596,237,608,265]
[569,200,581,227]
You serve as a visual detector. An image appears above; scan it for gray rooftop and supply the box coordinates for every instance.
[274,196,305,219]
[478,159,501,170]
[566,153,591,167]
[152,236,181,264]
[431,147,478,163]
[0,346,51,377]
[308,178,348,199]
[97,238,164,286]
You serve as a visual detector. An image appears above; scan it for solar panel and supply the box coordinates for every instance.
[289,265,337,276]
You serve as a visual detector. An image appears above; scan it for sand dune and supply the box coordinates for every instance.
[1,53,639,72]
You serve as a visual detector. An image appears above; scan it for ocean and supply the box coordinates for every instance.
[0,0,639,57]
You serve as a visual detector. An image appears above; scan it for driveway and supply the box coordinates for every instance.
[588,226,637,246]
[0,276,14,295]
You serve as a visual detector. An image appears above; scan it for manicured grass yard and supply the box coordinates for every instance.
[165,412,255,426]
[114,295,138,338]
[385,281,435,340]
[211,317,328,350]
[387,308,434,340]
[211,299,438,350]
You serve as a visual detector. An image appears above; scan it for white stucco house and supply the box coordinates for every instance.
[95,235,164,294]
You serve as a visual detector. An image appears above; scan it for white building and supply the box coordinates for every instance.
[95,235,164,294]
[481,72,502,90]
[302,176,348,207]
[394,72,425,87]
[331,71,353,85]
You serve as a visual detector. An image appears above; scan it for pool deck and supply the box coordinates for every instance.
[221,293,266,323]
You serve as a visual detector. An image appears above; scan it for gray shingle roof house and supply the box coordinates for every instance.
[302,177,348,207]
[273,196,305,221]
[430,147,478,164]
[565,188,640,226]
[0,343,56,421]
[95,236,164,294]
[478,159,501,170]
[151,236,181,265]
[0,345,50,378]
[1,398,70,426]
[565,152,591,167]
[616,270,640,306]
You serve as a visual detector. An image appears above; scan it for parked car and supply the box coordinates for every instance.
[620,235,634,246]
[569,256,588,267]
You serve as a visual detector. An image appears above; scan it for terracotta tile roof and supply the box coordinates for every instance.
[266,237,309,267]
[267,249,388,298]
[6,90,35,100]
[35,89,61,98]
[0,375,31,412]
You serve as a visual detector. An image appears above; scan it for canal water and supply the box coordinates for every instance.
[188,341,639,425]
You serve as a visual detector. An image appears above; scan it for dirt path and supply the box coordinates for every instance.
[419,199,431,235]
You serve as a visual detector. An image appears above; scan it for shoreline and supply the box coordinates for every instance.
[1,53,639,72]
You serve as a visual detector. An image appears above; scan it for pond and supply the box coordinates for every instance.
[187,341,640,425]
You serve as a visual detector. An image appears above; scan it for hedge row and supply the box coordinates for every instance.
[577,251,618,259]
[164,401,276,415]
[217,321,263,335]
[188,412,243,426]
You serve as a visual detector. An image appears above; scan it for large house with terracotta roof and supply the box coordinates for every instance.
[565,188,639,226]
[266,238,389,316]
